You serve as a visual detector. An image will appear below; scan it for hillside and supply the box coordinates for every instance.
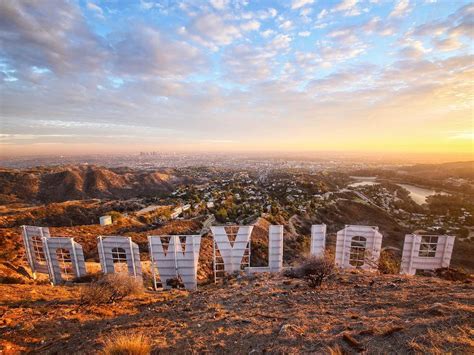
[1,273,472,353]
[0,165,184,204]
[401,161,474,179]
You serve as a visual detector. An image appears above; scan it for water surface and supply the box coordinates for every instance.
[397,183,448,205]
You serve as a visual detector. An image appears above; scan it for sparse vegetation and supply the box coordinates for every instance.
[291,255,335,287]
[0,276,24,284]
[108,211,123,223]
[435,267,472,282]
[102,333,150,355]
[2,273,473,353]
[80,273,143,305]
[378,250,401,274]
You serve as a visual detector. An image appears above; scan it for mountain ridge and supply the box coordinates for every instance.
[0,165,183,204]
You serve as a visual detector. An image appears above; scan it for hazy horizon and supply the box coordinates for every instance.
[1,149,473,166]
[0,0,473,158]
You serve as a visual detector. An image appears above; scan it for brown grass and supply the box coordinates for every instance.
[102,333,151,355]
[325,345,343,355]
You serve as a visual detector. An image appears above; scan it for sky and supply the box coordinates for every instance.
[0,0,473,158]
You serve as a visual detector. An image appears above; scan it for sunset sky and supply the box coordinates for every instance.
[0,0,472,158]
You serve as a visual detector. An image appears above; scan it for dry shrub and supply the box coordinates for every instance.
[0,276,24,284]
[378,250,401,274]
[165,276,182,288]
[80,273,143,305]
[102,333,150,355]
[291,255,335,287]
[435,267,472,282]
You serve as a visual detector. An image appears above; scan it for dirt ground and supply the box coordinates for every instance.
[1,272,473,354]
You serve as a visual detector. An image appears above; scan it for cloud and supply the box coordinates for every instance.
[334,0,358,12]
[222,44,274,83]
[333,0,361,16]
[259,8,277,19]
[0,0,107,75]
[308,67,375,94]
[279,20,293,31]
[210,0,229,11]
[410,3,473,52]
[180,13,241,50]
[291,0,314,10]
[114,26,205,78]
[317,9,328,20]
[300,8,312,17]
[314,40,367,67]
[363,17,395,36]
[241,20,260,31]
[433,37,462,52]
[389,0,411,18]
[140,1,155,10]
[328,28,359,45]
[398,38,431,59]
[261,29,275,38]
[87,2,105,19]
[271,34,292,50]
[1,0,472,155]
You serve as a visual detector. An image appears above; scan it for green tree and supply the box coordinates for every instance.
[216,207,228,222]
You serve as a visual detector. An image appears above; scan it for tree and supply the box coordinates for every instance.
[215,207,228,222]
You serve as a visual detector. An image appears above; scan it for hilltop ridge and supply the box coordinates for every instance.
[0,165,186,204]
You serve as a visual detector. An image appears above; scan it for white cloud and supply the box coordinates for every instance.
[314,23,328,29]
[433,37,462,52]
[0,0,107,75]
[241,20,260,31]
[317,9,328,19]
[279,20,293,31]
[261,29,275,38]
[271,34,292,50]
[210,0,229,10]
[334,0,358,12]
[115,26,205,77]
[181,13,241,50]
[140,0,156,10]
[300,8,312,17]
[315,41,367,67]
[389,0,411,18]
[398,38,431,58]
[87,2,104,19]
[223,44,275,83]
[332,0,361,16]
[363,17,395,36]
[291,0,314,10]
[328,29,358,45]
[259,8,278,19]
[2,0,472,154]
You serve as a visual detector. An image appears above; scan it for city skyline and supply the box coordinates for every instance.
[0,0,473,158]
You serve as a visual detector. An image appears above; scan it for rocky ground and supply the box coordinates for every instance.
[1,272,473,353]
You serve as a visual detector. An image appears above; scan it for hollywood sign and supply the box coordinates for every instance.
[21,224,455,289]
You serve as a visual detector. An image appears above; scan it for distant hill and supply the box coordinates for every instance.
[400,161,474,179]
[0,165,184,204]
